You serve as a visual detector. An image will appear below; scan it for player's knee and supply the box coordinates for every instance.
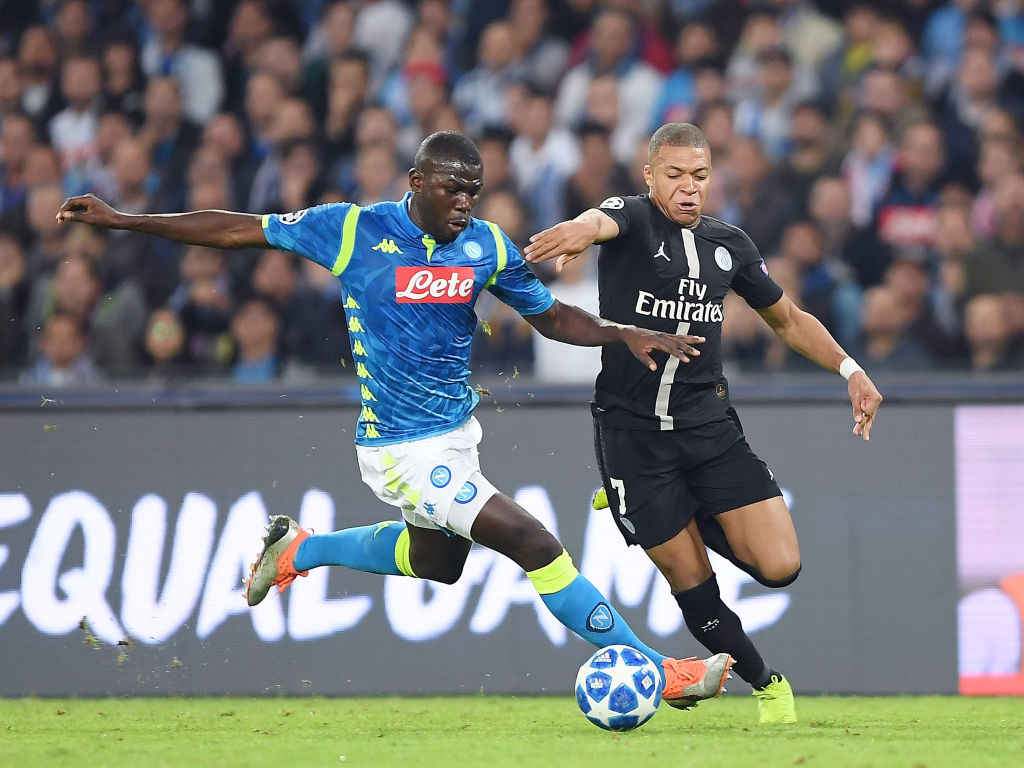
[755,561,802,589]
[413,556,465,585]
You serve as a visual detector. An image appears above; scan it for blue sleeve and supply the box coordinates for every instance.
[487,232,555,317]
[262,203,353,272]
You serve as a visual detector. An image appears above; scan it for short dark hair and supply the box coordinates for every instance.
[414,131,482,170]
[648,123,708,163]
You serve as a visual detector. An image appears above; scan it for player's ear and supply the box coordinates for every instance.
[408,167,423,192]
[642,163,653,189]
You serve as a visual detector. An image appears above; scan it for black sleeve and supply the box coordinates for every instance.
[595,194,642,240]
[730,229,784,309]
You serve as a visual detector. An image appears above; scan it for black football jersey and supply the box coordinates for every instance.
[593,194,783,430]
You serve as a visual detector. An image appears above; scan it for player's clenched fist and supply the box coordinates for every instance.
[56,193,123,229]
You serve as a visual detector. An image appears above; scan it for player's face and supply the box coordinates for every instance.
[409,159,483,243]
[644,145,711,227]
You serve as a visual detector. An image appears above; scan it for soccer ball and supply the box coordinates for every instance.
[575,645,662,731]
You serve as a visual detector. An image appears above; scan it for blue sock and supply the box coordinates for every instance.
[528,551,667,683]
[292,520,411,576]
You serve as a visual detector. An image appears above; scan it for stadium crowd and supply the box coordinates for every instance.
[0,0,1021,386]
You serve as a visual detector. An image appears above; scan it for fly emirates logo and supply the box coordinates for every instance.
[395,267,475,303]
[635,277,723,323]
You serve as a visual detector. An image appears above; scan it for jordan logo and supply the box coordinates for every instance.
[653,241,670,261]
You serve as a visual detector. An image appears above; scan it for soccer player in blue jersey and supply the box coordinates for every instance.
[57,130,732,709]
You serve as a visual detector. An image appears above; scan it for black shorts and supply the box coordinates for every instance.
[593,408,782,549]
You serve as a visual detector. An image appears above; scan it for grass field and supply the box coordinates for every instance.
[3,695,1022,768]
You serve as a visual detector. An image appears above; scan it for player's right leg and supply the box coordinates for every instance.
[469,492,731,708]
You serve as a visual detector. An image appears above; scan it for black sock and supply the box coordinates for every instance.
[674,573,771,686]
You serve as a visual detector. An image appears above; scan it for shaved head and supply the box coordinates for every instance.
[414,130,482,172]
[648,122,709,164]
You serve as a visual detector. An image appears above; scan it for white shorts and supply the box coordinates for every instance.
[355,417,499,540]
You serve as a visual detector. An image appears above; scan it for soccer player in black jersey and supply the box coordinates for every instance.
[524,123,883,724]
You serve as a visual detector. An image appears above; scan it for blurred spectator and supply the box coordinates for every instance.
[771,0,844,75]
[532,252,600,383]
[0,57,22,118]
[17,26,61,123]
[971,138,1023,239]
[727,9,818,105]
[562,122,632,219]
[21,311,100,387]
[885,254,968,363]
[928,204,977,342]
[396,58,452,161]
[26,252,147,375]
[0,233,28,375]
[963,173,1024,301]
[579,74,639,165]
[0,113,34,219]
[733,46,804,161]
[229,294,284,384]
[143,306,188,379]
[85,111,134,202]
[379,25,445,129]
[477,126,516,197]
[774,219,861,350]
[323,51,370,169]
[352,143,403,206]
[856,282,936,370]
[820,2,881,105]
[168,245,233,373]
[842,111,896,228]
[137,76,201,212]
[963,293,1023,371]
[48,54,103,187]
[807,175,881,289]
[773,100,842,214]
[452,20,525,135]
[476,189,531,250]
[939,46,1007,185]
[509,85,580,232]
[303,1,357,118]
[874,120,947,261]
[508,0,570,93]
[23,182,68,282]
[555,9,663,155]
[353,0,415,91]
[651,21,722,127]
[140,0,224,124]
[202,111,255,208]
[564,0,674,75]
[723,138,794,255]
[101,37,145,124]
[922,0,983,96]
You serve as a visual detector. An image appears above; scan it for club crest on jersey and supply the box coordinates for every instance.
[599,196,624,210]
[430,465,452,488]
[462,241,483,260]
[396,267,475,303]
[714,246,732,271]
[279,209,308,225]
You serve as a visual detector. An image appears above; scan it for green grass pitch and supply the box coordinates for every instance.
[2,695,1022,767]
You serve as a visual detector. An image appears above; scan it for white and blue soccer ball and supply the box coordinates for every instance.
[575,645,662,731]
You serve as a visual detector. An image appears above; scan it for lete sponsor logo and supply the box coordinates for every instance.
[395,267,475,303]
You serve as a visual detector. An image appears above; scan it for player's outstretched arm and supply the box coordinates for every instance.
[757,294,883,441]
[525,300,704,370]
[523,209,619,272]
[56,193,268,250]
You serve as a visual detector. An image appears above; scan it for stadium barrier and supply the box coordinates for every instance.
[1,378,1021,697]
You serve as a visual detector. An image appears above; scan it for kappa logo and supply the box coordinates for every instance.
[430,465,452,488]
[586,603,615,632]
[653,241,670,261]
[279,209,308,225]
[373,237,403,254]
[714,246,732,271]
[599,196,624,210]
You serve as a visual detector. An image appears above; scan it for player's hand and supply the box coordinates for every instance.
[524,220,597,269]
[849,371,882,441]
[621,327,704,370]
[56,194,125,229]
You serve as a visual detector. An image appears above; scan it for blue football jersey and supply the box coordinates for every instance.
[262,192,554,445]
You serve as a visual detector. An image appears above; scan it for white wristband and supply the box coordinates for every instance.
[839,357,864,381]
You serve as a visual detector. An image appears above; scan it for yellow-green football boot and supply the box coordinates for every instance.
[752,674,797,723]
